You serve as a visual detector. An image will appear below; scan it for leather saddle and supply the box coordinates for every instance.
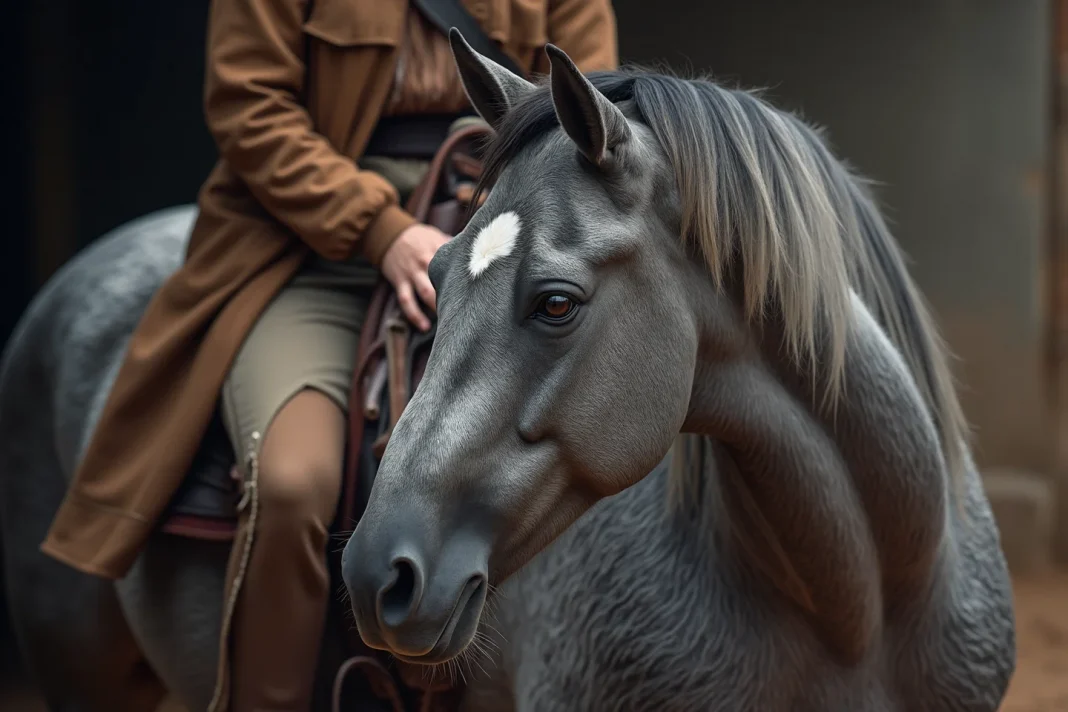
[158,123,493,710]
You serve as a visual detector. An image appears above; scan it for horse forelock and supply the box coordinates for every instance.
[479,66,968,499]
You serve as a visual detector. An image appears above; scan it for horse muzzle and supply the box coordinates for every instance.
[341,509,491,664]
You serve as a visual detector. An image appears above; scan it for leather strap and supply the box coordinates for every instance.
[406,123,492,222]
[340,285,388,529]
[410,0,527,78]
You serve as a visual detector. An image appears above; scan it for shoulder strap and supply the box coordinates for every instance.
[410,0,527,79]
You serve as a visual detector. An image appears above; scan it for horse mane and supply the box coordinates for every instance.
[478,67,969,492]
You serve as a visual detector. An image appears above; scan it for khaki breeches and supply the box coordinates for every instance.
[220,281,370,463]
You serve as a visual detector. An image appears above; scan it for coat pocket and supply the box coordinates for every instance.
[302,0,405,47]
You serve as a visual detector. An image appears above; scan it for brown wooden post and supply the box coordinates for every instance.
[1048,0,1068,564]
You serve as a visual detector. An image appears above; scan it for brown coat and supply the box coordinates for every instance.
[41,0,618,580]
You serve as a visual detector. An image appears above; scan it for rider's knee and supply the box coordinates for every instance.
[255,453,341,527]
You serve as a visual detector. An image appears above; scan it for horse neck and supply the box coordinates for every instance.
[681,288,951,659]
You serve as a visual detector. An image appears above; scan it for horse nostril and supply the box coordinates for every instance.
[378,556,422,628]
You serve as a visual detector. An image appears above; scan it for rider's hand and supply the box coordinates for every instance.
[380,223,450,332]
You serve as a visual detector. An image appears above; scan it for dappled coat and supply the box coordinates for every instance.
[41,0,618,579]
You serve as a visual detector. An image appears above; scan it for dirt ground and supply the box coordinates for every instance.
[1,572,1066,710]
[1000,572,1068,712]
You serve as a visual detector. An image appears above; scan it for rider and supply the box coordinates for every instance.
[40,0,617,710]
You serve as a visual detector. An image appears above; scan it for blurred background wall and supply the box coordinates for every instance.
[616,0,1053,486]
[2,0,1064,687]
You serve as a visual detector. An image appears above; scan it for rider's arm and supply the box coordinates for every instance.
[203,0,416,263]
[535,0,619,74]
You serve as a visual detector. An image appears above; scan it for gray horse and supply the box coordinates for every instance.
[341,35,1017,711]
[0,38,1014,712]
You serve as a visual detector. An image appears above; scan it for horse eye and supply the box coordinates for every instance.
[535,294,577,321]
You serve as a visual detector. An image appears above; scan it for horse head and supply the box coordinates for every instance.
[342,34,705,665]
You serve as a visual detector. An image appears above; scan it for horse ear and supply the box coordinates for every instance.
[450,29,536,128]
[545,44,632,168]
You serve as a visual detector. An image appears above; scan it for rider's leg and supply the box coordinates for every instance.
[216,282,365,711]
[230,389,344,711]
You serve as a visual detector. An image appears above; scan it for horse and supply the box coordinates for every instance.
[1,37,1015,712]
[340,33,1017,710]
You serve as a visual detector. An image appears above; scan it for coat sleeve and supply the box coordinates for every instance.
[534,0,619,74]
[203,0,416,263]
